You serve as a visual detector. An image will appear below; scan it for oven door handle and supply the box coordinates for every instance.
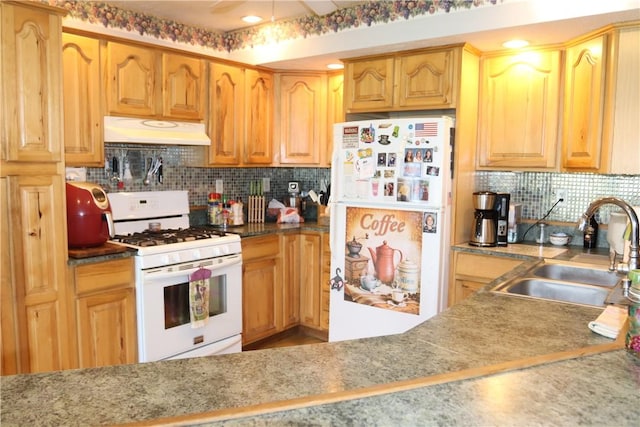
[143,254,242,281]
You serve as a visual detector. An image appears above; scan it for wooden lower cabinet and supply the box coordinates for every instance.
[68,257,137,368]
[241,231,329,346]
[241,235,283,345]
[299,232,322,329]
[320,233,331,331]
[450,251,523,305]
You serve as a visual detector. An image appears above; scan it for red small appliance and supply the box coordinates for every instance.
[66,182,115,248]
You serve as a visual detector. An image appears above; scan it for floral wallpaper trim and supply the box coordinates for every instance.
[47,0,505,52]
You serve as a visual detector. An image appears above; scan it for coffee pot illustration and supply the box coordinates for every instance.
[368,241,403,284]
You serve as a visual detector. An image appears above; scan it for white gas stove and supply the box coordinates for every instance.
[107,190,243,362]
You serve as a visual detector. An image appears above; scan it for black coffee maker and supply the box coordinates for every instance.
[495,193,511,246]
[470,191,498,247]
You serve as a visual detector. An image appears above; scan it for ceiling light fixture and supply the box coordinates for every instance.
[242,15,262,24]
[502,39,530,49]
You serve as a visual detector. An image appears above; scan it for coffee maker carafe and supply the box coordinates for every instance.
[470,191,497,247]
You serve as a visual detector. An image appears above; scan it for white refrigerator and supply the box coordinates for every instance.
[329,116,454,342]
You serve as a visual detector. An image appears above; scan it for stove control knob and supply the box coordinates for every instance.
[191,249,201,259]
[168,253,180,264]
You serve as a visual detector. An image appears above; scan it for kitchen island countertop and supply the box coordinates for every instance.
[2,280,638,425]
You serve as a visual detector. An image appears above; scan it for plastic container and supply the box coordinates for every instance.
[626,269,640,359]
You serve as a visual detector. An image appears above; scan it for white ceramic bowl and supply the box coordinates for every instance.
[549,232,571,246]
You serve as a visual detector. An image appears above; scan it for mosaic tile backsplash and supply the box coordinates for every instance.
[89,144,331,207]
[87,145,639,247]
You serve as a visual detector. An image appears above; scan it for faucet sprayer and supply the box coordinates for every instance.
[578,197,639,272]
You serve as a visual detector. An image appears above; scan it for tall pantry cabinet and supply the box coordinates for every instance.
[1,1,72,375]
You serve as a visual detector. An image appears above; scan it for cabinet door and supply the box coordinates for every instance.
[607,26,640,174]
[242,257,280,344]
[344,56,394,112]
[76,288,136,368]
[396,49,456,109]
[1,3,63,163]
[162,53,205,120]
[324,72,344,167]
[282,234,300,328]
[276,73,324,164]
[106,42,157,116]
[62,33,103,167]
[244,69,274,165]
[208,63,244,165]
[319,232,331,331]
[299,232,322,328]
[562,34,607,171]
[478,49,561,169]
[241,236,282,345]
[4,175,71,373]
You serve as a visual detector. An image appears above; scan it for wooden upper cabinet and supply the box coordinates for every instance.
[605,24,640,174]
[563,23,640,174]
[62,33,103,167]
[562,34,607,171]
[1,2,64,163]
[244,68,273,165]
[477,48,561,169]
[324,72,344,167]
[275,73,326,165]
[162,53,205,120]
[396,49,457,109]
[344,46,459,113]
[106,41,205,120]
[344,56,394,112]
[208,63,244,165]
[106,42,157,117]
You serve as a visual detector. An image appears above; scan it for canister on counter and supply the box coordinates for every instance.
[626,269,640,359]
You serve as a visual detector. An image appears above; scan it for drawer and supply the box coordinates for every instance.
[241,235,280,261]
[74,257,134,295]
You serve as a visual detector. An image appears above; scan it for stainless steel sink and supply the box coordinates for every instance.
[490,260,624,307]
[493,277,610,307]
[530,263,621,287]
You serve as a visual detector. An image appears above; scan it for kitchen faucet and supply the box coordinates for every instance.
[578,197,639,273]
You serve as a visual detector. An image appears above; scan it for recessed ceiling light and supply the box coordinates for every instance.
[502,39,529,49]
[327,63,344,70]
[242,15,263,24]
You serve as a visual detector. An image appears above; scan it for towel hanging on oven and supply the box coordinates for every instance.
[189,267,211,328]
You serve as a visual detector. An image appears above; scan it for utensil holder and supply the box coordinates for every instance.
[248,196,265,223]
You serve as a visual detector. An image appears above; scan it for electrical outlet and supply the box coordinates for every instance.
[215,179,223,194]
[262,177,270,192]
[556,189,567,201]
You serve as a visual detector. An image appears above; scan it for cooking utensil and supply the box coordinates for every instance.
[157,157,163,184]
[143,157,152,185]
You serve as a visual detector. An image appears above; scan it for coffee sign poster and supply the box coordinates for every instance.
[344,206,423,315]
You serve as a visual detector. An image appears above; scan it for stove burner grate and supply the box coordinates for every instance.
[112,227,230,247]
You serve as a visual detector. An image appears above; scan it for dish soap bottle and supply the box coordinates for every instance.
[583,216,599,249]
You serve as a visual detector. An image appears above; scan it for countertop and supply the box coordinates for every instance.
[215,221,329,238]
[2,282,638,425]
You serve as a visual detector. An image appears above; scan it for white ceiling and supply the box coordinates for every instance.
[105,1,365,32]
[85,1,640,70]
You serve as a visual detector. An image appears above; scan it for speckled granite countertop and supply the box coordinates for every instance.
[2,286,638,426]
[216,221,329,238]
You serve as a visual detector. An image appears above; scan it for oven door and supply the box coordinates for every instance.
[138,253,242,362]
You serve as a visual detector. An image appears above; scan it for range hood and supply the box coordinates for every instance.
[104,116,210,146]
